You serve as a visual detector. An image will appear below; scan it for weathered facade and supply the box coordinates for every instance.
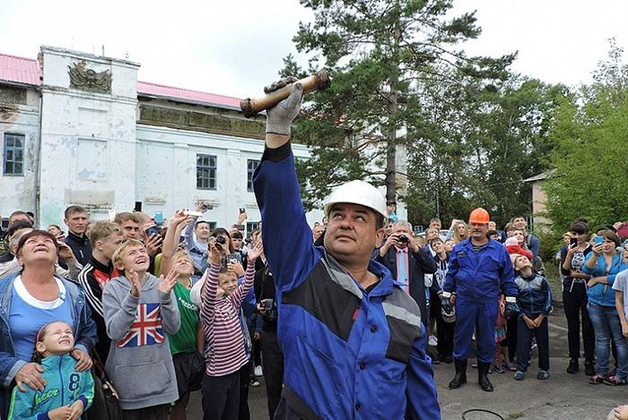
[0,46,322,231]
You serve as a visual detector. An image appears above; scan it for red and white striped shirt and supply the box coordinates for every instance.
[200,263,255,377]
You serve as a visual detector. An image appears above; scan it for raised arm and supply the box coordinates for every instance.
[253,81,319,291]
[184,212,200,252]
[230,240,262,308]
[161,210,191,275]
[200,241,223,324]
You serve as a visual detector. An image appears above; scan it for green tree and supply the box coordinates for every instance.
[284,0,514,209]
[544,40,628,232]
[406,67,565,229]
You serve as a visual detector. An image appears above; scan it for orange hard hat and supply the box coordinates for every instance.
[469,207,490,224]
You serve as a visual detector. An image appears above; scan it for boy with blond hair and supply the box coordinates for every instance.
[102,239,181,419]
[78,221,124,362]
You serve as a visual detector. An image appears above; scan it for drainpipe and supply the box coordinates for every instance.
[34,86,43,228]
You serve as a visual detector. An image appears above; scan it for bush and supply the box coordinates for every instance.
[536,230,564,265]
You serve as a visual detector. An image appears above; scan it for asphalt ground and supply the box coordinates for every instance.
[186,304,624,420]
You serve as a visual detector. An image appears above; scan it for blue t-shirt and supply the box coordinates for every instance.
[10,276,74,361]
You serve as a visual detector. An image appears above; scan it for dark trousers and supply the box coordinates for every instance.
[516,316,549,372]
[563,283,595,361]
[202,371,240,420]
[453,298,497,362]
[238,362,251,420]
[122,404,170,420]
[433,298,454,357]
[253,339,262,367]
[261,330,284,419]
[507,315,518,361]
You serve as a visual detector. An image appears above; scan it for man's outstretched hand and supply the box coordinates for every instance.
[265,78,303,139]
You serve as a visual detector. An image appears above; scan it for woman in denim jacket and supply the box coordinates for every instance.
[582,229,628,385]
[0,230,97,417]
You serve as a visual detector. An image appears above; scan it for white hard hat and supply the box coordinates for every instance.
[323,180,388,225]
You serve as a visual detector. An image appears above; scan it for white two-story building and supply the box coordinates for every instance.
[0,46,324,232]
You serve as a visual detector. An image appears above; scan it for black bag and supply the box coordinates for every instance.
[86,352,123,420]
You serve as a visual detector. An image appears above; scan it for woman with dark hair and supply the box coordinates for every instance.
[583,229,628,385]
[561,220,595,375]
[0,230,97,417]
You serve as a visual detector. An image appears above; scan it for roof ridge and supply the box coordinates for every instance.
[0,52,38,63]
[138,80,240,100]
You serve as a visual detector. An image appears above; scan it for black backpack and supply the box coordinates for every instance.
[86,351,123,420]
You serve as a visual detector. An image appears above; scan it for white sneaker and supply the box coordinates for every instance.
[428,335,438,347]
[254,365,263,377]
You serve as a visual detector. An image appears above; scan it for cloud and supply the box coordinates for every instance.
[1,0,627,99]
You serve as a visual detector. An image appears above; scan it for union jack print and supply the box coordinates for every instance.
[117,303,164,348]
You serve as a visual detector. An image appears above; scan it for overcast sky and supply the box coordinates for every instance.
[1,0,627,99]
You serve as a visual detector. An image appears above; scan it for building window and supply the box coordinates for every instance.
[246,221,260,233]
[3,133,25,176]
[247,159,260,192]
[196,154,216,190]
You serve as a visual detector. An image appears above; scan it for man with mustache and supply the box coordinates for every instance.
[441,208,519,392]
[253,79,440,419]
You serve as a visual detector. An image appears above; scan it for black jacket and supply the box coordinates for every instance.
[64,231,92,266]
[375,246,438,326]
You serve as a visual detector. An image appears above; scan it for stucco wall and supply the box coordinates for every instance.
[136,123,324,230]
[0,85,40,218]
[38,47,140,227]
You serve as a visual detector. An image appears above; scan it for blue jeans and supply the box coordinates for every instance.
[587,302,628,380]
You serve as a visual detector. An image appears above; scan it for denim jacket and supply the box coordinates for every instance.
[582,251,626,307]
[0,272,97,391]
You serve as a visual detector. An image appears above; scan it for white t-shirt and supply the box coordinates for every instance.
[612,269,628,318]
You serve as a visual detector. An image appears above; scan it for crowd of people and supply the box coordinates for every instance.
[0,80,626,420]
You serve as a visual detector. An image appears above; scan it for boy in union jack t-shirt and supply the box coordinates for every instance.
[102,239,181,420]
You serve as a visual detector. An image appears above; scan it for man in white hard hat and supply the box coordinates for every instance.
[253,79,440,419]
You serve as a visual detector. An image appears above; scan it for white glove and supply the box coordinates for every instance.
[265,79,303,136]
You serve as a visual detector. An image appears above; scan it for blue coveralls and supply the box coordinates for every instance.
[253,142,440,420]
[443,239,517,363]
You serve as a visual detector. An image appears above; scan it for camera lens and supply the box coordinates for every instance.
[216,236,226,245]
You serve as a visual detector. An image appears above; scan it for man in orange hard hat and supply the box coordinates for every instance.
[441,207,519,392]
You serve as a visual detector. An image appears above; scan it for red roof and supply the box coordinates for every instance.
[137,81,241,109]
[0,53,41,85]
[0,52,241,110]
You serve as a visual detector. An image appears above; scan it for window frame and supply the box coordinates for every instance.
[246,221,260,234]
[196,153,217,190]
[247,159,260,192]
[3,133,25,176]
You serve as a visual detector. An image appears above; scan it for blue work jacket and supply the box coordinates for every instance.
[253,142,440,420]
[443,239,517,301]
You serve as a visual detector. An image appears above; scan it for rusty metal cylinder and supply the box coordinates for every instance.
[240,70,331,118]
